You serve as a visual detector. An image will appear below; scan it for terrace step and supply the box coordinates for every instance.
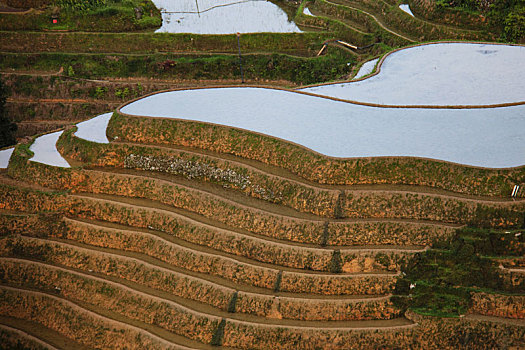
[0,177,460,248]
[0,235,396,301]
[93,146,522,202]
[59,165,521,230]
[318,0,416,42]
[0,317,85,350]
[68,193,446,250]
[9,233,399,296]
[0,285,417,350]
[62,217,370,277]
[0,258,403,326]
[115,141,519,200]
[64,214,423,274]
[69,179,462,247]
[326,0,484,41]
[99,115,523,200]
[307,7,371,35]
[464,314,525,327]
[0,285,210,350]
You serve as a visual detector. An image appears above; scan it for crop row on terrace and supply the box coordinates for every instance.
[0,49,355,86]
[408,0,489,31]
[0,188,399,296]
[0,0,161,32]
[0,174,453,251]
[470,292,525,319]
[302,0,412,47]
[0,324,53,350]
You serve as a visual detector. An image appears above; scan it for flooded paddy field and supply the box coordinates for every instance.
[151,0,301,34]
[301,43,525,106]
[121,87,525,168]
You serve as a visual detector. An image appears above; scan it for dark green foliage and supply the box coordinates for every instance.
[227,292,238,313]
[3,238,52,261]
[0,51,355,85]
[333,190,346,219]
[0,77,17,148]
[0,338,40,350]
[445,227,524,257]
[394,226,524,317]
[487,0,525,42]
[329,250,343,273]
[320,221,330,247]
[274,271,283,292]
[55,0,107,11]
[437,0,525,42]
[501,5,525,41]
[210,319,226,346]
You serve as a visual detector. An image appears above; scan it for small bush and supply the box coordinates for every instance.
[329,250,343,273]
[210,319,226,346]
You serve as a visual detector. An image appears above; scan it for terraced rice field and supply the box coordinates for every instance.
[0,41,524,348]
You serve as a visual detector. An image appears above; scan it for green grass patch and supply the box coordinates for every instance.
[394,226,524,317]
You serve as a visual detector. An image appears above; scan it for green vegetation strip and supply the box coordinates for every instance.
[0,49,355,85]
[0,31,333,56]
[393,227,524,317]
[0,0,161,32]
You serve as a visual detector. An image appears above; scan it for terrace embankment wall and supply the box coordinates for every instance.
[0,31,324,56]
[9,145,525,230]
[64,217,414,274]
[0,326,50,350]
[219,309,525,349]
[0,219,396,296]
[106,113,525,198]
[0,234,235,312]
[311,0,490,41]
[0,233,399,321]
[59,128,523,226]
[0,257,400,324]
[470,292,525,319]
[0,154,524,347]
[0,288,177,350]
[0,260,220,344]
[0,284,522,349]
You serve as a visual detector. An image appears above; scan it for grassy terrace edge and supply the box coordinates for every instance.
[112,89,525,196]
[0,31,333,56]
